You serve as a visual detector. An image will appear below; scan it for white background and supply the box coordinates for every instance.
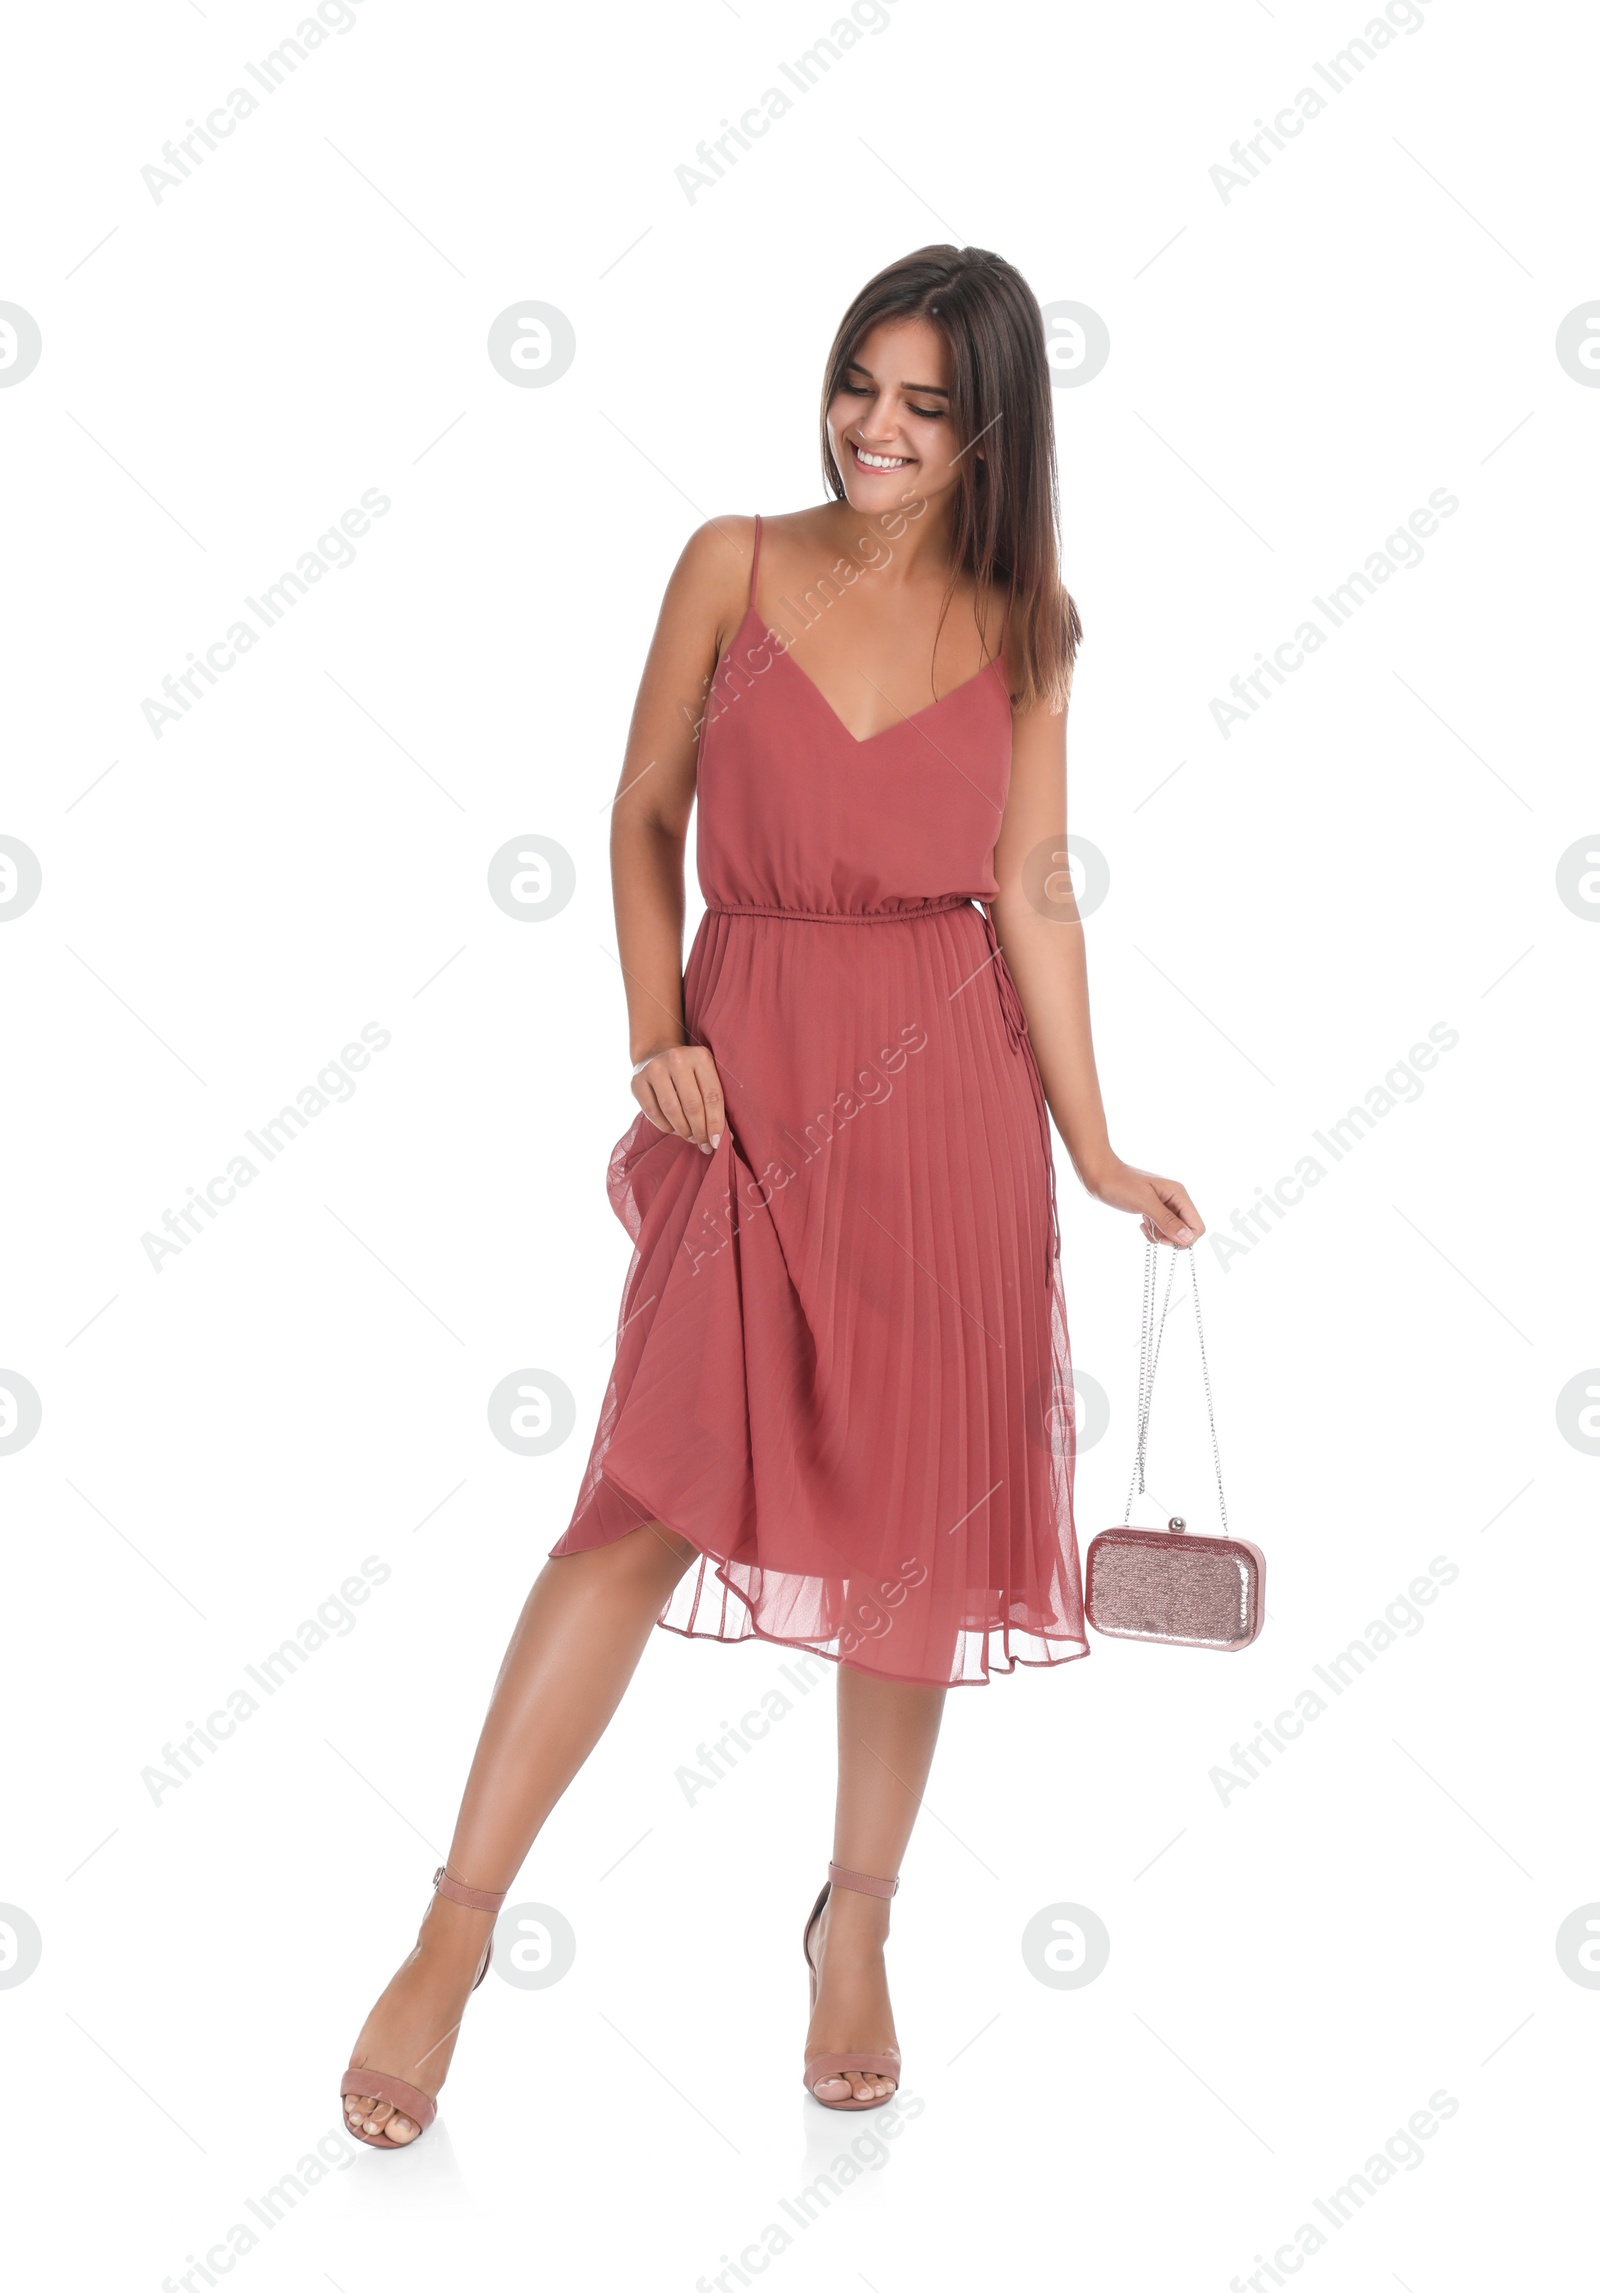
[2,0,1594,2286]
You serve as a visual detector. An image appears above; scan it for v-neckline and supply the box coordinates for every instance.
[737,604,1005,748]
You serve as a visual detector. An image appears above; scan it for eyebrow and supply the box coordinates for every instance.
[844,361,949,396]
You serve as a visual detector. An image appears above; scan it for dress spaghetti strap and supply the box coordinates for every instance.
[749,513,763,612]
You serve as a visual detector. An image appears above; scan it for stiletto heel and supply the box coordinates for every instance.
[340,1864,508,2149]
[801,1860,901,2110]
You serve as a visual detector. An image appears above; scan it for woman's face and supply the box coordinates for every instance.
[825,316,972,516]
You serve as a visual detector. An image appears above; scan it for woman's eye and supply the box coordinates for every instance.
[908,405,943,420]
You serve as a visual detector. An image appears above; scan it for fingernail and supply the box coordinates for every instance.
[1174,1224,1194,1242]
[710,1131,722,1148]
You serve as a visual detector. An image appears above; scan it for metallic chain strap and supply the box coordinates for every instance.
[1124,1237,1169,1519]
[1124,1235,1229,1534]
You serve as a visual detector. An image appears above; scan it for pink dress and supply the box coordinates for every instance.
[552,517,1087,1687]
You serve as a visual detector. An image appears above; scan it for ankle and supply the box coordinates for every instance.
[417,1895,499,1963]
[821,1890,891,1948]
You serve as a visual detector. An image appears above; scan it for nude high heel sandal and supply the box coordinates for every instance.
[340,1864,508,2149]
[802,1860,902,2110]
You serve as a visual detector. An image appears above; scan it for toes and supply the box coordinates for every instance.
[346,2093,419,2145]
[811,2068,897,2104]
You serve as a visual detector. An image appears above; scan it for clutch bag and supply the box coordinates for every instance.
[1084,1236,1265,1652]
[1084,1519,1265,1651]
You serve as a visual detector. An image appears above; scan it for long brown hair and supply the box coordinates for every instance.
[818,244,1081,713]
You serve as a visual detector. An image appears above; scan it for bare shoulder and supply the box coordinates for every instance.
[670,506,843,641]
[659,515,760,653]
[747,503,851,578]
[671,514,756,601]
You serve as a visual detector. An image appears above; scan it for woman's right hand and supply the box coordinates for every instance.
[631,1043,725,1154]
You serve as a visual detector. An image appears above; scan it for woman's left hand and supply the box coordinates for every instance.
[1083,1156,1204,1247]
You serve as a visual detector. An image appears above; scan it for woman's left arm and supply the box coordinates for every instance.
[990,688,1205,1249]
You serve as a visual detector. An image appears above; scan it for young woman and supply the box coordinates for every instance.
[340,242,1204,2144]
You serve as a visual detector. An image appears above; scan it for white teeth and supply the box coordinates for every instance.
[855,445,909,469]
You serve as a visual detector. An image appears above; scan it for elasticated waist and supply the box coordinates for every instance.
[703,896,974,924]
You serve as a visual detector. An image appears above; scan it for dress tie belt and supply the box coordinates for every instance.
[973,904,1061,1290]
[705,898,1061,1290]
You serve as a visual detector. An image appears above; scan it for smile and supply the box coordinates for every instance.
[850,440,912,471]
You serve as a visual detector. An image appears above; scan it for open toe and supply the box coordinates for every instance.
[801,1861,903,2113]
[339,1864,509,2152]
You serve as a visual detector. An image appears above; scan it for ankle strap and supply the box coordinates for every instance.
[433,1864,508,1913]
[828,1860,898,1900]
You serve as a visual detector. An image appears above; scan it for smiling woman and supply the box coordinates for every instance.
[339,241,1207,2148]
[810,248,1081,718]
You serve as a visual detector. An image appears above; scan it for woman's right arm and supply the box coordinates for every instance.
[610,516,751,1154]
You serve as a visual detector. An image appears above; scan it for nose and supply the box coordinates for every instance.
[841,394,892,444]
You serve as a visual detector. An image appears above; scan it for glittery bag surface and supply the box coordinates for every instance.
[1084,1518,1265,1650]
[1084,1238,1266,1653]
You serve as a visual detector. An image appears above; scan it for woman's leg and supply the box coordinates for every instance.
[804,1663,947,2104]
[344,1519,698,2141]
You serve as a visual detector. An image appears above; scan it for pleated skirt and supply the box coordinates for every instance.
[551,900,1087,1688]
